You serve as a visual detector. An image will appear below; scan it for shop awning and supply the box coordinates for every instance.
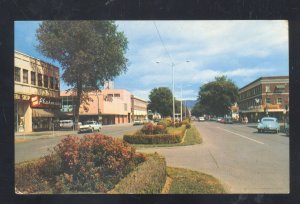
[32,109,59,117]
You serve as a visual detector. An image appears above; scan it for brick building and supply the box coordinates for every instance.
[238,76,289,123]
[14,51,61,132]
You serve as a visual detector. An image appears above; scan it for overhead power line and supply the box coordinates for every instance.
[153,21,173,63]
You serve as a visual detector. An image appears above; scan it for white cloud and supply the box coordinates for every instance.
[130,89,151,101]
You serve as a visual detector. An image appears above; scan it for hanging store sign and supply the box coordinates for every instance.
[30,95,61,109]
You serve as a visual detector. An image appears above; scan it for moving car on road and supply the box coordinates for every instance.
[133,120,144,125]
[199,116,205,121]
[79,121,102,133]
[257,117,280,133]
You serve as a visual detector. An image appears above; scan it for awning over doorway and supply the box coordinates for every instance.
[32,109,59,117]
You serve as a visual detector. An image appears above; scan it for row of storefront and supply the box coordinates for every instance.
[237,76,289,123]
[14,50,148,133]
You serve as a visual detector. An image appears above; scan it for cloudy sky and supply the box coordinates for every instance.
[15,20,288,101]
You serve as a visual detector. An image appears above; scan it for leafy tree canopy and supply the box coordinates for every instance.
[194,76,239,116]
[36,21,128,126]
[36,21,128,91]
[148,87,173,117]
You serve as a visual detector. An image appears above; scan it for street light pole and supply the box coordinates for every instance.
[156,60,189,125]
[180,86,183,122]
[185,100,187,118]
[172,63,175,124]
[96,91,100,122]
[266,91,269,117]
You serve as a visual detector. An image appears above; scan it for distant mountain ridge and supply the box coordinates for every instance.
[185,100,197,109]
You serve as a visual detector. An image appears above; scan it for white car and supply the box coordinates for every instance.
[79,121,102,133]
[199,117,205,121]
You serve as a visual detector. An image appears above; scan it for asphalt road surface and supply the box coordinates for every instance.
[15,124,141,163]
[138,121,289,194]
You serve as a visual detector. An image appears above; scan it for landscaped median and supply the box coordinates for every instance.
[15,131,222,194]
[123,125,186,144]
[124,123,202,147]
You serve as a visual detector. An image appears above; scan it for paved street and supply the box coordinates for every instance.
[138,121,289,193]
[15,124,141,163]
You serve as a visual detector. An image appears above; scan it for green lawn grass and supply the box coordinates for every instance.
[133,125,202,148]
[166,167,226,194]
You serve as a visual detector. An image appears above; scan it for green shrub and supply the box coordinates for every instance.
[163,117,172,127]
[182,119,191,129]
[175,122,182,128]
[185,123,191,129]
[109,153,166,194]
[157,121,167,129]
[141,123,167,135]
[154,124,167,134]
[15,158,52,193]
[141,122,155,134]
[124,133,183,144]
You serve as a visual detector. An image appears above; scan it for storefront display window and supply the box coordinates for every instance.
[32,117,50,131]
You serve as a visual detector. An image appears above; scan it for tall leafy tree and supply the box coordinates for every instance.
[195,76,238,116]
[36,21,128,128]
[191,102,207,117]
[148,87,173,117]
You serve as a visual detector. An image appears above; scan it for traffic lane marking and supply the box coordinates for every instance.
[217,127,264,145]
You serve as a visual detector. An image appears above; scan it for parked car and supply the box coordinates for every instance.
[79,121,102,133]
[257,117,280,133]
[199,116,205,121]
[224,118,233,124]
[153,118,161,123]
[59,120,74,129]
[219,118,225,123]
[210,117,217,121]
[133,120,144,125]
[217,117,224,122]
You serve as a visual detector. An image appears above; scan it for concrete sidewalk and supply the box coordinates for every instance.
[15,122,134,140]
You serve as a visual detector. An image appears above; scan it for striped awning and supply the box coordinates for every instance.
[32,109,59,117]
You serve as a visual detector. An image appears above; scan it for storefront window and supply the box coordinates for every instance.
[44,75,48,88]
[23,69,28,83]
[31,71,36,85]
[32,118,50,131]
[15,67,21,82]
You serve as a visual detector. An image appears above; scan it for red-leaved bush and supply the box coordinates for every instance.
[52,134,145,193]
[141,123,167,135]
